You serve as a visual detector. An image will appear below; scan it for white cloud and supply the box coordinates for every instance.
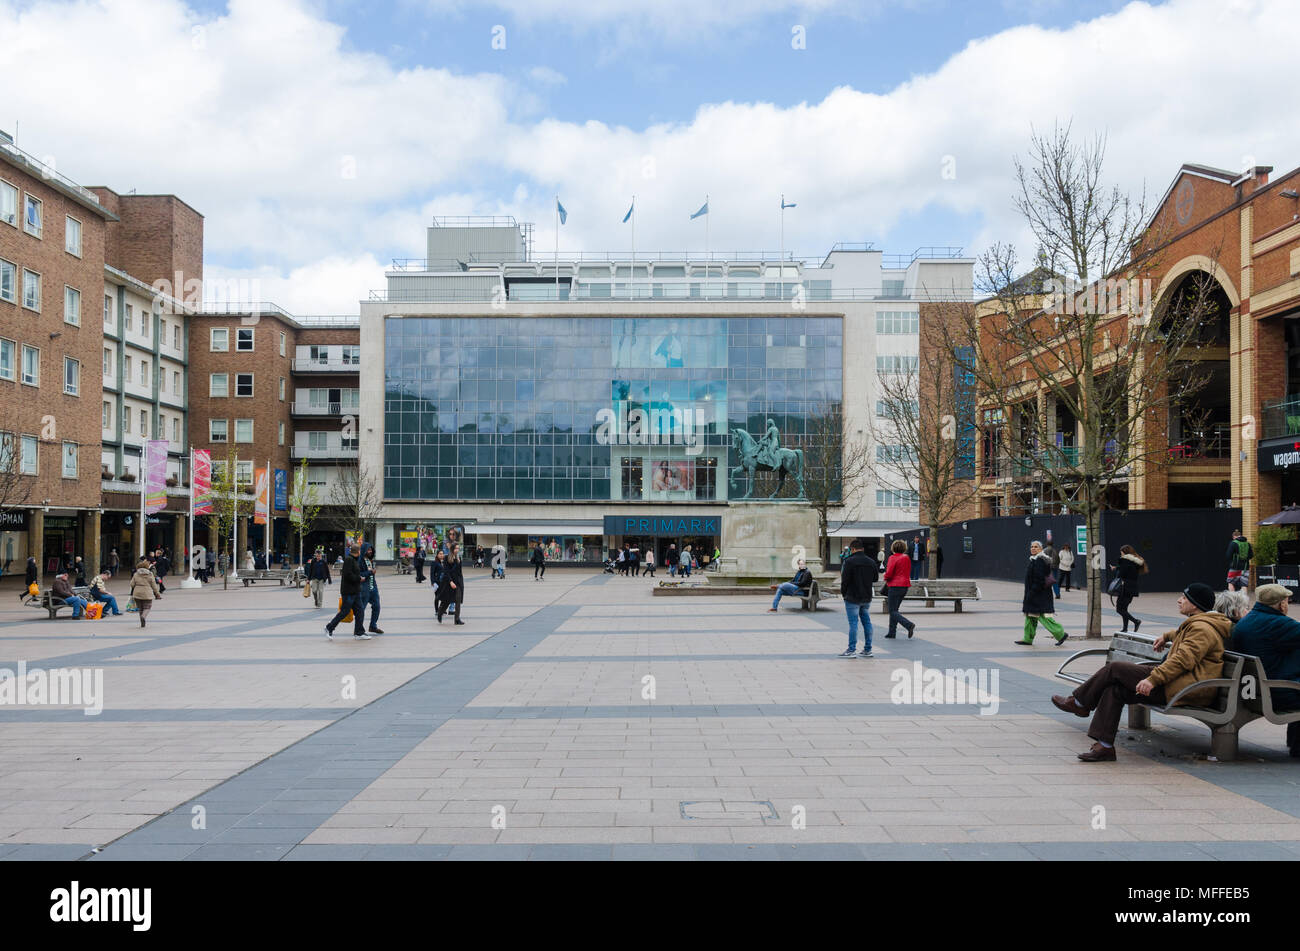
[527,65,567,85]
[1,0,1297,312]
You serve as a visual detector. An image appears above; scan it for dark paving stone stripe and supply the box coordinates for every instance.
[514,654,850,663]
[457,702,994,718]
[85,603,580,862]
[0,707,345,722]
[82,657,452,667]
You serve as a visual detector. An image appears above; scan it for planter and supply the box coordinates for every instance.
[120,474,136,483]
[165,479,179,487]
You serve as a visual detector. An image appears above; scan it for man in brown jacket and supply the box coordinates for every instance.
[1052,582,1229,762]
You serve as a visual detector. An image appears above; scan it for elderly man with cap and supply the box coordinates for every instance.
[1229,583,1300,757]
[1051,583,1230,761]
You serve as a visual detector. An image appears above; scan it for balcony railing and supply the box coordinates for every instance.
[291,401,358,416]
[292,359,360,373]
[1263,397,1300,440]
[291,444,359,459]
[1169,424,1231,460]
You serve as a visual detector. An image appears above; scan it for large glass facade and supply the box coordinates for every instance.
[383,316,842,501]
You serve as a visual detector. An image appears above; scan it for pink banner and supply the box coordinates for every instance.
[192,450,213,516]
[144,440,169,514]
[253,467,269,525]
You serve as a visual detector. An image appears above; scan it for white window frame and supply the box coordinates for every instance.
[124,303,132,332]
[279,332,286,356]
[278,421,285,446]
[63,357,79,396]
[0,179,17,228]
[210,328,229,352]
[20,434,37,475]
[234,418,253,443]
[102,402,111,429]
[172,417,179,443]
[65,215,82,257]
[0,338,14,381]
[64,285,80,326]
[22,269,40,312]
[235,373,253,397]
[139,358,149,385]
[209,419,228,443]
[0,257,14,303]
[61,441,77,478]
[23,193,41,238]
[20,344,39,386]
[123,407,131,433]
[139,409,148,437]
[234,460,253,487]
[103,294,113,325]
[209,373,228,398]
[236,328,254,352]
[173,371,180,393]
[279,377,285,401]
[173,325,180,350]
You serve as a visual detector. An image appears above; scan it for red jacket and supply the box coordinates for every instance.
[884,552,912,588]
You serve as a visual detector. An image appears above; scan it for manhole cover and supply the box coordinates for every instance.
[680,800,779,820]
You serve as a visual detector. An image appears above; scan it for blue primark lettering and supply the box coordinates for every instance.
[704,518,717,532]
[639,518,651,533]
[690,519,701,533]
[623,518,636,533]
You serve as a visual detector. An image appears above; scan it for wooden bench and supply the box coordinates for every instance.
[769,579,822,611]
[1056,632,1256,760]
[31,586,92,619]
[240,569,293,586]
[873,580,981,613]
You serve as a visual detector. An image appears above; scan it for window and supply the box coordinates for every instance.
[278,421,285,445]
[123,408,131,433]
[159,320,166,347]
[0,338,13,380]
[279,377,285,400]
[102,402,111,429]
[125,354,132,379]
[139,409,147,437]
[211,459,227,482]
[875,444,918,464]
[876,489,919,509]
[876,355,918,374]
[877,399,919,418]
[235,460,253,486]
[0,180,16,227]
[209,419,228,443]
[876,310,918,334]
[65,216,82,257]
[139,359,148,385]
[308,345,327,364]
[342,345,360,365]
[173,371,180,393]
[0,258,14,302]
[103,348,110,376]
[172,417,179,443]
[20,345,38,386]
[882,279,905,297]
[173,325,180,350]
[63,357,79,396]
[307,431,327,450]
[64,286,80,326]
[103,294,112,325]
[236,328,254,351]
[306,465,326,487]
[22,269,39,311]
[141,311,149,340]
[210,328,228,351]
[125,304,132,332]
[20,434,37,474]
[234,419,253,443]
[279,332,286,356]
[23,194,41,238]
[209,373,228,397]
[235,373,253,397]
[61,442,77,478]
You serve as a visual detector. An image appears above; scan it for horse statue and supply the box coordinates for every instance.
[729,427,806,500]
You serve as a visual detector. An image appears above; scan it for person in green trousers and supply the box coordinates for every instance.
[1017,540,1070,646]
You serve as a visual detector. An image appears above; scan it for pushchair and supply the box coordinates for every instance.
[602,557,616,574]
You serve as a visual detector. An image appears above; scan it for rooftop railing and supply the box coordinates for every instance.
[0,139,106,209]
[1263,396,1300,440]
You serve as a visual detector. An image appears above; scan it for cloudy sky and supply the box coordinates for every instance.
[0,0,1293,313]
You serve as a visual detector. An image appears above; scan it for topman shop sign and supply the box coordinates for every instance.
[604,516,721,537]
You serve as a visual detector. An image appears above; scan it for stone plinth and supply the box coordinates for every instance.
[714,502,823,579]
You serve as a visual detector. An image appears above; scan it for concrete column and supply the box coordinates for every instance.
[28,510,44,584]
[173,516,186,569]
[88,510,102,576]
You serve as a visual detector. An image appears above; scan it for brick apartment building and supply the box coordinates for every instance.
[188,305,360,563]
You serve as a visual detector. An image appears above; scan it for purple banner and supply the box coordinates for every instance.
[145,440,169,514]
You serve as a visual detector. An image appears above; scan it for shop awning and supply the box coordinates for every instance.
[473,522,604,536]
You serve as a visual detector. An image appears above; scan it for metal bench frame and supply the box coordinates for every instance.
[240,569,293,587]
[32,586,93,619]
[1239,655,1300,733]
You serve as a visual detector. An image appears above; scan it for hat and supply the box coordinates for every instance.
[1256,584,1292,607]
[1183,583,1216,613]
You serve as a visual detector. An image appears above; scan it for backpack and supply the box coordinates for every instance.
[1231,538,1250,569]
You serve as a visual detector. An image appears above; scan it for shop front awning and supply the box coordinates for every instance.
[473,521,604,536]
[828,521,924,538]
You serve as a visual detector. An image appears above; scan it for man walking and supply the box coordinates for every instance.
[361,543,384,634]
[679,545,692,578]
[910,535,923,580]
[531,542,546,581]
[1226,529,1253,592]
[307,549,332,607]
[325,544,370,640]
[839,538,879,657]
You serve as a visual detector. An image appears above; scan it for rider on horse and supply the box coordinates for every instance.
[757,418,780,469]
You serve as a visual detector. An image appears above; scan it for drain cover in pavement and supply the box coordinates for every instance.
[680,800,779,820]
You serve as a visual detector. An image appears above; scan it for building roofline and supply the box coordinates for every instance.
[85,188,205,220]
[0,145,118,221]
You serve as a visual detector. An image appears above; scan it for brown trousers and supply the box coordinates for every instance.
[1073,661,1167,745]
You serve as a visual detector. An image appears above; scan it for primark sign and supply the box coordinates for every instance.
[603,515,722,537]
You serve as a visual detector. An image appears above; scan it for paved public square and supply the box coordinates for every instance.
[1,569,1297,861]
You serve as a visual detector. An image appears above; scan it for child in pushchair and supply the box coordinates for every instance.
[602,557,616,574]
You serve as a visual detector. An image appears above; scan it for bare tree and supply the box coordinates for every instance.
[327,462,384,543]
[208,445,252,591]
[289,459,322,566]
[932,123,1223,637]
[870,319,979,580]
[0,428,35,517]
[779,403,872,567]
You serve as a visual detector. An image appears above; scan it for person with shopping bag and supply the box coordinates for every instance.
[129,559,162,628]
[325,544,369,640]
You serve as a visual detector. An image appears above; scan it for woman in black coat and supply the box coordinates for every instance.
[436,549,465,625]
[1016,540,1069,646]
[21,556,37,600]
[1109,545,1147,632]
[414,547,425,584]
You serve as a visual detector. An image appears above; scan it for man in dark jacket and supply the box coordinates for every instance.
[306,550,332,608]
[839,538,880,657]
[361,543,383,634]
[52,572,89,619]
[325,545,369,640]
[20,556,37,600]
[769,560,814,612]
[531,543,546,581]
[414,547,425,584]
[1230,584,1300,756]
[1226,530,1253,591]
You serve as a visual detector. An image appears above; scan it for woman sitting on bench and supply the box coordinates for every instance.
[1051,583,1229,762]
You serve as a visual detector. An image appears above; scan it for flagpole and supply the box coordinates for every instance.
[555,196,560,303]
[704,194,710,300]
[630,196,636,302]
[182,447,200,587]
[264,458,271,567]
[138,444,146,561]
[780,195,785,303]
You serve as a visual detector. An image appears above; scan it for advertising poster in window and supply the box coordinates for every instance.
[651,460,695,492]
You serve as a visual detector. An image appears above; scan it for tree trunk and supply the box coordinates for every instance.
[925,521,938,606]
[1085,505,1102,638]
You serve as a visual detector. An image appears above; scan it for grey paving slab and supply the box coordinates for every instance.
[527,844,615,861]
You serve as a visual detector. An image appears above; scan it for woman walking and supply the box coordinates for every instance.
[437,547,465,625]
[883,539,916,639]
[129,558,162,628]
[1016,540,1069,646]
[1057,543,1075,592]
[1111,545,1147,633]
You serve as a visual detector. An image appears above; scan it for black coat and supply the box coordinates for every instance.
[1114,555,1143,598]
[25,559,37,585]
[840,552,879,603]
[530,548,545,565]
[414,551,424,569]
[307,559,332,582]
[1022,554,1055,614]
[437,560,464,600]
[339,555,362,596]
[429,559,445,586]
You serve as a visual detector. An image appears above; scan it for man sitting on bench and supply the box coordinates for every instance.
[1229,584,1300,758]
[1051,583,1229,762]
[769,560,813,613]
[51,572,89,620]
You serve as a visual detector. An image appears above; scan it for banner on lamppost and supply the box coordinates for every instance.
[144,440,169,514]
[274,468,288,512]
[253,467,270,525]
[290,466,306,525]
[192,450,213,516]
